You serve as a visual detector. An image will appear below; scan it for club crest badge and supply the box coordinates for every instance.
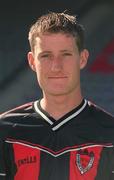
[76,149,94,174]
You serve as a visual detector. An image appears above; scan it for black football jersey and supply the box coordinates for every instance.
[0,99,114,180]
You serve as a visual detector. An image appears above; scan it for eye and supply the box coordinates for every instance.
[41,54,50,58]
[63,52,72,56]
[39,54,53,61]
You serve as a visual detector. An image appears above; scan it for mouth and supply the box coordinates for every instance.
[48,77,67,80]
[48,76,67,79]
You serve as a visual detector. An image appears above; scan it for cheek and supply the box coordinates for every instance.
[66,60,80,72]
[34,63,42,79]
[37,60,51,71]
[35,63,48,81]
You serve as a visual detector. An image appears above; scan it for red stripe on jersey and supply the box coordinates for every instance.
[69,146,103,180]
[13,143,40,180]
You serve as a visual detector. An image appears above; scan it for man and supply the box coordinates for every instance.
[0,11,114,180]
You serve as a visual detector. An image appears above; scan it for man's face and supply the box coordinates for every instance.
[28,33,88,97]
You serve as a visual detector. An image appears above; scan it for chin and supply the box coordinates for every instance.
[48,89,71,96]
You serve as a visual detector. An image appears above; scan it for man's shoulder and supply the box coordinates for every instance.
[88,100,114,121]
[0,101,39,139]
[0,101,34,122]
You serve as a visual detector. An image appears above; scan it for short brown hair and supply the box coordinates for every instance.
[28,11,85,52]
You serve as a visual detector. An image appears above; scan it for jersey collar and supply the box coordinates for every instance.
[33,99,88,131]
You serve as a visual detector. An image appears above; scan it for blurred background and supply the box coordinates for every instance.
[0,0,114,115]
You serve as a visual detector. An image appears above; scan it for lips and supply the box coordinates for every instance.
[48,75,68,78]
[48,77,67,78]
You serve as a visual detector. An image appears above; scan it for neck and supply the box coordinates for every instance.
[40,91,83,120]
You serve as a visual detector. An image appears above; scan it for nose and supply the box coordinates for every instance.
[51,57,63,72]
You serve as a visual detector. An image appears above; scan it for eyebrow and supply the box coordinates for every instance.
[60,50,73,53]
[39,51,52,55]
[40,49,72,54]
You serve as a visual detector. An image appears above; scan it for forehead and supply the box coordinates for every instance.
[34,33,77,51]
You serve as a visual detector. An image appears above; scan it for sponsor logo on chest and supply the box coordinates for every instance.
[18,156,37,167]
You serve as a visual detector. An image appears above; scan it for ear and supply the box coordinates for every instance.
[80,49,89,69]
[27,52,36,72]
